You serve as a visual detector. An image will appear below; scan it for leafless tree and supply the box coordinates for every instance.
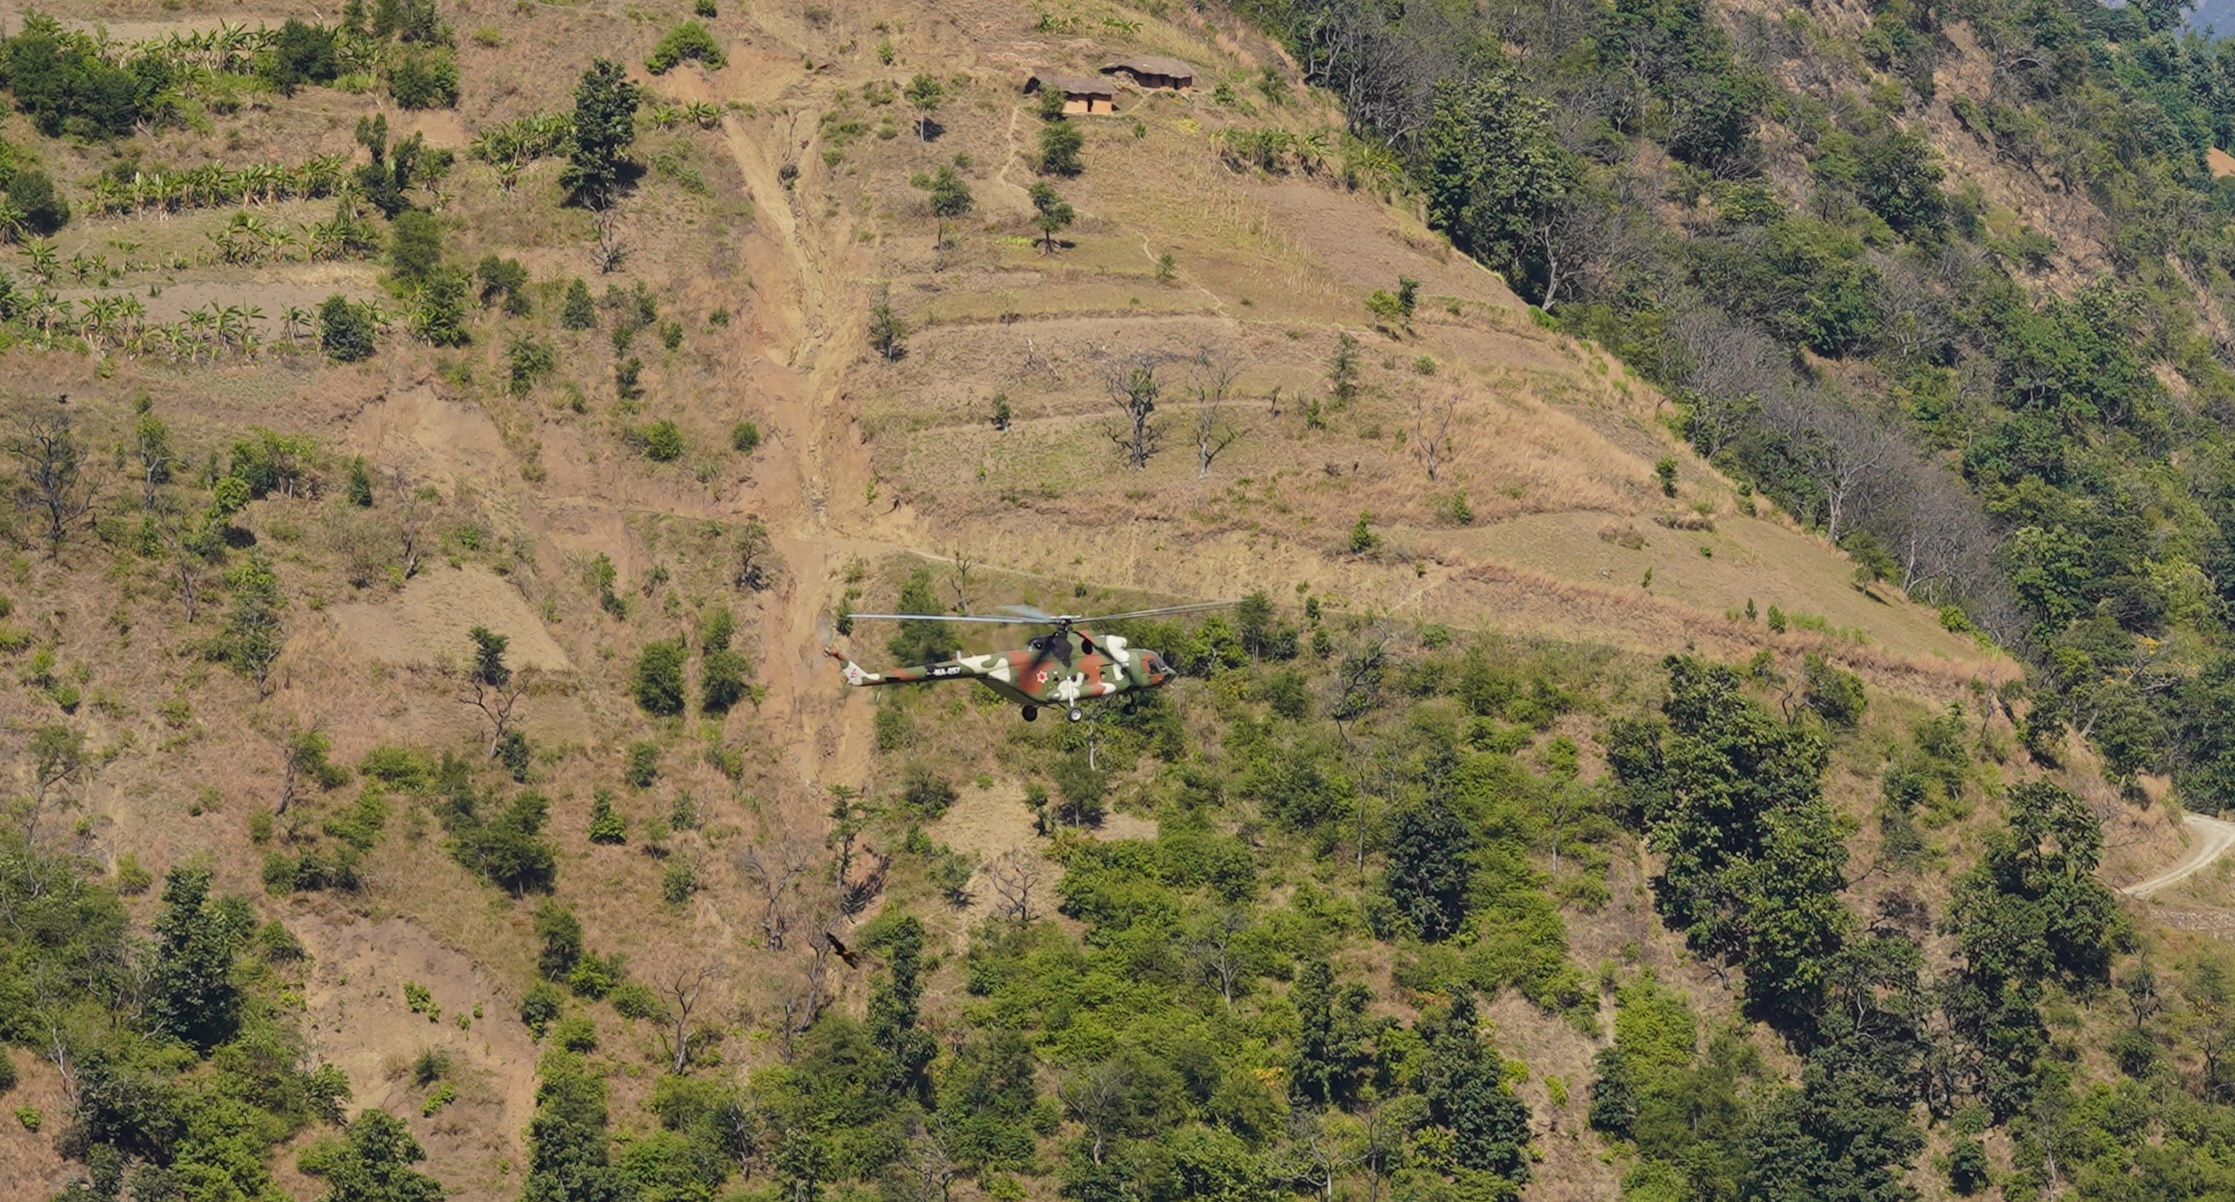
[8,400,96,559]
[985,848,1044,924]
[1411,391,1459,482]
[593,209,628,273]
[133,406,176,512]
[458,630,530,756]
[1801,403,1896,543]
[390,468,429,580]
[894,1116,959,1202]
[1279,1109,1348,1202]
[771,933,835,1062]
[16,723,89,848]
[1190,352,1247,478]
[738,837,817,950]
[1186,907,1252,1006]
[1104,355,1165,470]
[274,721,334,816]
[658,960,725,1073]
[1058,1059,1138,1166]
[947,545,979,614]
[151,500,213,623]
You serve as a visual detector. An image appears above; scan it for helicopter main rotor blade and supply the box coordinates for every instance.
[1075,600,1241,624]
[842,612,1030,624]
[997,603,1060,622]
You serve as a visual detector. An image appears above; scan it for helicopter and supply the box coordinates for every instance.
[825,601,1233,722]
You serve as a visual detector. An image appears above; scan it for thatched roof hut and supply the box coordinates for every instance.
[1101,55,1196,90]
[1024,72,1118,114]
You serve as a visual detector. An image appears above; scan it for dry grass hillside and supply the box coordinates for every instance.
[0,1,2151,1199]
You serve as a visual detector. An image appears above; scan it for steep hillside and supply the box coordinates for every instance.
[0,2,2221,1202]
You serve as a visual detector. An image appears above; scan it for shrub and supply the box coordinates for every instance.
[267,18,340,94]
[612,980,665,1019]
[646,21,726,73]
[388,47,461,109]
[899,769,959,821]
[701,649,749,713]
[0,1050,15,1094]
[694,0,718,14]
[8,170,69,235]
[661,861,699,904]
[624,741,661,788]
[1802,654,1867,729]
[567,952,621,1000]
[476,254,531,314]
[588,789,627,843]
[640,420,686,462]
[521,982,565,1036]
[115,853,154,895]
[507,333,556,395]
[552,1013,599,1051]
[319,294,377,362]
[389,210,444,285]
[633,642,688,715]
[730,420,761,453]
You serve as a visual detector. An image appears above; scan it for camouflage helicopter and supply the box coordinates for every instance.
[825,602,1232,722]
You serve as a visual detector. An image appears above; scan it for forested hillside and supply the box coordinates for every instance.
[1243,0,2235,807]
[0,1,2230,1201]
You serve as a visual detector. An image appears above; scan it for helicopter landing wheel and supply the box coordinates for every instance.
[1021,705,1038,722]
[1067,707,1084,723]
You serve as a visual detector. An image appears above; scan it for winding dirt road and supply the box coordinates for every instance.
[2124,814,2235,897]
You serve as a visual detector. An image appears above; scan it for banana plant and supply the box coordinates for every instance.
[19,240,60,286]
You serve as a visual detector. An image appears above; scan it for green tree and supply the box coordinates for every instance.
[1946,780,2126,1116]
[301,1109,444,1202]
[1613,657,1851,1025]
[1800,653,1866,729]
[563,59,642,209]
[1419,991,1532,1181]
[633,640,689,715]
[475,254,531,314]
[1290,958,1378,1107]
[1038,119,1084,176]
[562,277,598,330]
[214,552,287,696]
[1413,71,1565,282]
[916,164,972,246]
[868,283,907,361]
[885,568,950,664]
[346,457,375,507]
[1385,801,1472,940]
[535,900,585,979]
[1029,182,1074,253]
[148,867,248,1051]
[524,1052,628,1202]
[905,72,944,140]
[867,915,937,1098]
